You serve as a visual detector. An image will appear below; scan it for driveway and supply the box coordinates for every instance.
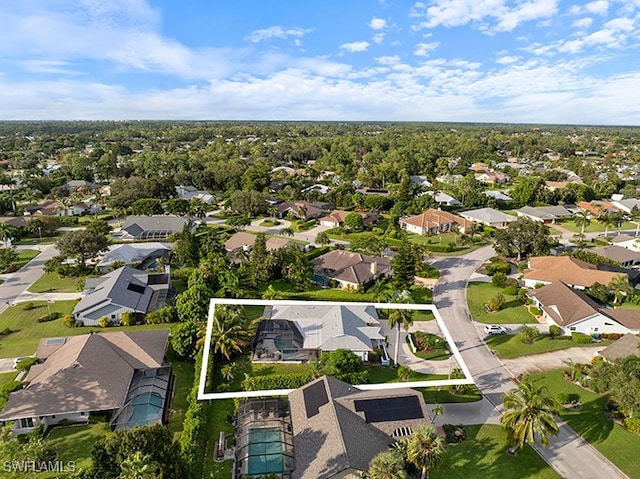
[432,246,627,479]
[501,347,600,378]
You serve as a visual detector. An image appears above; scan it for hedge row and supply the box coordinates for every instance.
[179,349,213,478]
[243,373,314,391]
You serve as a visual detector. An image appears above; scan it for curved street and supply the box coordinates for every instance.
[432,246,627,478]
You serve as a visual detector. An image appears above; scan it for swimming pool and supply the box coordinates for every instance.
[247,427,283,476]
[273,335,295,353]
[127,392,164,428]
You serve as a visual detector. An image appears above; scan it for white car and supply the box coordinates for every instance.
[13,356,32,369]
[484,324,507,335]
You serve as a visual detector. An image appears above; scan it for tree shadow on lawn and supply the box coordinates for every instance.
[561,396,614,445]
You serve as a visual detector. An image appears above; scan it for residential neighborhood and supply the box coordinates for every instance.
[0,121,640,478]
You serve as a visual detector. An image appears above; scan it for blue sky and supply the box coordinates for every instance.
[1,0,640,124]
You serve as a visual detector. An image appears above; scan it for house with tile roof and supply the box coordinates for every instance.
[611,234,640,253]
[96,242,172,273]
[223,231,296,258]
[311,250,390,289]
[528,282,640,336]
[399,209,471,235]
[277,201,326,220]
[0,330,171,436]
[253,304,386,362]
[577,200,621,216]
[522,256,625,289]
[73,266,172,326]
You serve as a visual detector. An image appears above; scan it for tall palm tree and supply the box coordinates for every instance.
[596,212,613,237]
[406,424,446,479]
[611,211,625,234]
[574,210,591,237]
[630,206,640,237]
[500,381,559,450]
[279,226,294,237]
[387,301,414,366]
[368,450,408,479]
[369,278,390,303]
[0,223,18,247]
[315,230,331,246]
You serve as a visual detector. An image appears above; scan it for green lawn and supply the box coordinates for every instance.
[44,423,110,477]
[559,219,637,234]
[485,334,610,359]
[16,233,63,246]
[431,424,559,479]
[14,249,40,269]
[409,332,450,360]
[167,352,195,438]
[467,282,537,324]
[27,272,88,293]
[418,385,483,404]
[0,371,18,411]
[528,369,640,478]
[259,219,281,227]
[0,300,172,358]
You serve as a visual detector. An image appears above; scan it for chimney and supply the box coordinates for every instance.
[370,262,378,275]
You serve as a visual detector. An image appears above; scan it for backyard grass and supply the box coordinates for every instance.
[16,234,63,246]
[27,271,88,293]
[0,300,173,358]
[528,369,640,479]
[44,423,110,477]
[0,371,18,411]
[430,424,559,479]
[467,282,537,324]
[167,351,195,438]
[485,334,610,359]
[14,249,40,269]
[558,219,637,234]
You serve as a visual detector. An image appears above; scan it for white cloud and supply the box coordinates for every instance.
[585,0,609,15]
[245,26,311,43]
[340,41,370,53]
[20,59,81,75]
[572,17,593,29]
[369,17,387,30]
[376,55,400,65]
[411,0,558,33]
[414,42,440,57]
[496,55,519,64]
[372,32,386,44]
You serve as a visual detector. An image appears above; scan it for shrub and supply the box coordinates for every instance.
[529,307,542,316]
[89,413,110,424]
[486,293,505,312]
[600,332,624,340]
[556,392,569,405]
[37,312,60,323]
[486,258,511,275]
[367,350,380,363]
[519,325,541,343]
[492,272,508,288]
[572,332,593,344]
[98,316,110,328]
[144,306,178,324]
[15,357,39,372]
[334,371,369,384]
[549,325,563,338]
[63,314,78,328]
[624,417,640,435]
[22,302,35,311]
[320,349,363,374]
[243,373,314,391]
[517,288,528,303]
[120,311,136,326]
[0,380,23,396]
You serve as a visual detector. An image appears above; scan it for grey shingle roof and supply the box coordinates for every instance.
[74,266,153,318]
[120,215,190,239]
[599,333,640,362]
[289,376,425,479]
[0,330,168,421]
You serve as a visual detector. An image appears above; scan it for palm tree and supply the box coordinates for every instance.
[608,274,632,304]
[630,206,640,237]
[611,211,625,234]
[596,212,614,237]
[0,223,18,247]
[387,300,414,366]
[315,230,331,246]
[369,278,390,303]
[209,305,254,360]
[574,210,591,237]
[500,381,559,451]
[279,227,294,237]
[368,450,408,479]
[406,424,446,479]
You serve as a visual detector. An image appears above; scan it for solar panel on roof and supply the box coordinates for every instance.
[354,396,424,423]
[303,381,328,418]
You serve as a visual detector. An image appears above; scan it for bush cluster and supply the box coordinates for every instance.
[37,312,61,323]
[243,373,314,391]
[486,257,511,276]
[571,332,593,344]
[624,417,640,435]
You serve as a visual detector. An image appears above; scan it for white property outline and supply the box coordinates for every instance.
[198,299,475,400]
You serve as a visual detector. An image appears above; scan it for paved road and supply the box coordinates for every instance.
[432,246,627,478]
[0,244,64,314]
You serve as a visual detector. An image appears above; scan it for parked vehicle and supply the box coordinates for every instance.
[484,324,507,335]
